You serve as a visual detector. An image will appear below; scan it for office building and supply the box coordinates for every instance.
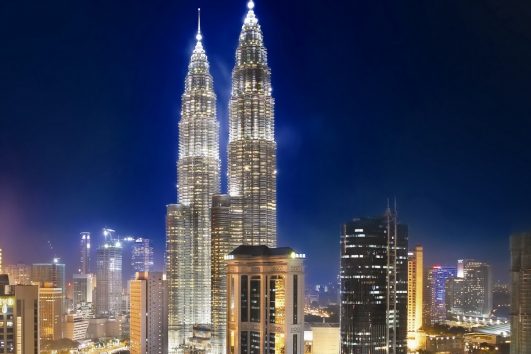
[95,240,123,317]
[510,233,531,354]
[131,238,154,273]
[462,260,492,317]
[73,273,95,307]
[340,208,408,354]
[428,265,456,324]
[307,323,340,354]
[80,232,91,274]
[0,280,40,354]
[0,248,2,273]
[130,272,168,354]
[39,285,63,341]
[407,245,423,350]
[5,264,31,285]
[31,261,65,292]
[166,9,220,351]
[64,314,89,341]
[226,246,305,354]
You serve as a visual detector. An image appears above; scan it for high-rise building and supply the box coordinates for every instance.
[64,314,89,342]
[226,245,305,354]
[211,2,277,351]
[462,260,492,317]
[340,209,408,354]
[445,277,466,315]
[80,232,91,274]
[31,261,65,292]
[211,194,243,354]
[39,285,63,341]
[227,0,277,247]
[5,264,31,285]
[0,248,3,274]
[0,280,40,354]
[130,272,168,354]
[407,245,423,351]
[73,273,95,307]
[166,9,220,351]
[95,240,123,317]
[510,233,531,354]
[131,238,154,273]
[428,265,457,325]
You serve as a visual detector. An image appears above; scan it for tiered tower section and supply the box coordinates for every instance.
[228,0,277,247]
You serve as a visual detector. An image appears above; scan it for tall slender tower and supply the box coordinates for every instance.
[166,9,220,352]
[228,0,277,247]
[211,2,277,352]
[80,232,91,274]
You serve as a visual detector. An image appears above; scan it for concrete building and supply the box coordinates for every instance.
[306,323,340,354]
[0,280,40,354]
[510,233,531,354]
[129,272,168,354]
[39,285,63,341]
[407,245,423,351]
[226,245,305,354]
[64,314,89,341]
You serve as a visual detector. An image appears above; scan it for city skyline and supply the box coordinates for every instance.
[2,1,531,284]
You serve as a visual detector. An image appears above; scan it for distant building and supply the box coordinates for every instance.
[73,273,95,307]
[340,209,408,354]
[5,264,31,285]
[64,314,89,342]
[0,280,40,354]
[462,260,492,317]
[39,285,63,341]
[492,282,510,319]
[306,323,340,354]
[31,261,66,292]
[0,248,3,273]
[510,233,531,354]
[407,245,423,350]
[445,277,466,315]
[95,240,123,317]
[226,245,305,354]
[428,265,457,324]
[131,238,154,273]
[80,232,91,274]
[129,272,168,354]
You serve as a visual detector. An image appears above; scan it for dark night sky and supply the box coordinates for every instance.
[1,1,530,283]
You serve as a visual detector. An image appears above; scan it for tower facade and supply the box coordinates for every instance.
[227,0,277,247]
[427,265,456,324]
[211,2,278,352]
[80,232,91,274]
[407,245,423,351]
[131,238,154,273]
[340,210,408,354]
[510,233,531,354]
[95,241,123,317]
[166,12,220,351]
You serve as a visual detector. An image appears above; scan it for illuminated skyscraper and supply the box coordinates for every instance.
[166,10,220,351]
[39,286,63,341]
[407,245,423,351]
[340,208,408,354]
[225,246,305,354]
[0,248,3,273]
[95,240,123,317]
[80,232,91,274]
[5,264,31,285]
[510,233,531,354]
[131,238,154,273]
[227,0,277,247]
[211,2,277,351]
[462,260,492,317]
[427,265,456,324]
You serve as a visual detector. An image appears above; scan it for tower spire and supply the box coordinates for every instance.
[196,8,202,41]
[244,0,258,25]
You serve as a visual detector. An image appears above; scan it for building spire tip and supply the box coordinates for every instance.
[247,0,255,10]
[196,8,202,41]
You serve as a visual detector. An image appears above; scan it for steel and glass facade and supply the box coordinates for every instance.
[95,242,122,317]
[340,212,408,354]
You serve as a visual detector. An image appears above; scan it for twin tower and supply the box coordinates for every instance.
[166,1,277,353]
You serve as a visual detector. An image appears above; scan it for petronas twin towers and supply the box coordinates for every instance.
[166,1,276,352]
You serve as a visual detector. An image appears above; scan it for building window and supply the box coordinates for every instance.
[293,334,298,354]
[241,275,248,322]
[250,331,260,354]
[250,276,261,322]
[240,331,249,354]
[269,276,285,324]
[293,274,298,324]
